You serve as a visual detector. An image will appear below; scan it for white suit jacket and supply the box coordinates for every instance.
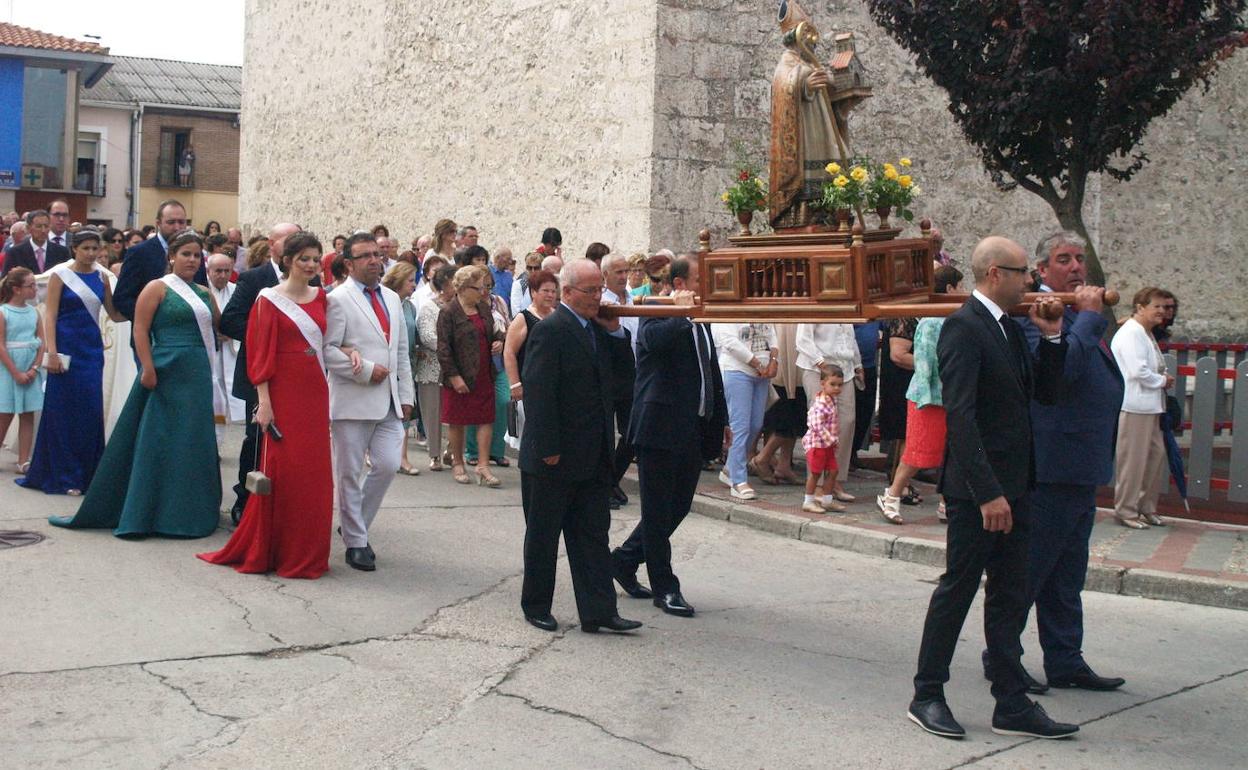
[325,279,415,421]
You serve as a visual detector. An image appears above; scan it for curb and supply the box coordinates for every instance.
[618,477,1248,612]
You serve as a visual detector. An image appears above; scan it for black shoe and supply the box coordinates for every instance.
[610,486,629,506]
[907,699,965,739]
[654,592,695,617]
[582,615,642,633]
[992,702,1079,739]
[1048,667,1125,691]
[982,650,1049,695]
[365,542,376,560]
[524,613,558,632]
[609,498,621,510]
[229,505,243,526]
[612,567,653,599]
[345,547,376,571]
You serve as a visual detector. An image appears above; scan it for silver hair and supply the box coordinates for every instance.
[540,255,563,273]
[558,258,597,292]
[1034,230,1086,266]
[600,252,628,272]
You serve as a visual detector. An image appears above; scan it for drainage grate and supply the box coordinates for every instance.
[0,530,45,550]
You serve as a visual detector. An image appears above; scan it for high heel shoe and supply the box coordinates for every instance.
[475,468,501,488]
[15,461,30,474]
[451,464,471,484]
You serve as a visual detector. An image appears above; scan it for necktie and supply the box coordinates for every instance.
[366,287,390,340]
[35,246,45,272]
[694,324,714,420]
[53,235,62,248]
[584,320,597,353]
[1000,315,1025,376]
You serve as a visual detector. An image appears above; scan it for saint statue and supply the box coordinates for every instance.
[769,0,856,230]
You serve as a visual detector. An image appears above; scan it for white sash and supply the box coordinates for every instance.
[51,264,102,321]
[259,287,325,372]
[161,275,217,371]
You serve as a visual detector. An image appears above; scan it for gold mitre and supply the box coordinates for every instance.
[777,0,812,34]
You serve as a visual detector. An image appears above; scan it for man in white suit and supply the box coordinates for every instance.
[325,232,415,571]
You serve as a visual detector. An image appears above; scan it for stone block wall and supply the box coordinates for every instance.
[242,0,1247,337]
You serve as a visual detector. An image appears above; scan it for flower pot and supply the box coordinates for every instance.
[834,208,851,232]
[736,209,754,236]
[875,205,892,230]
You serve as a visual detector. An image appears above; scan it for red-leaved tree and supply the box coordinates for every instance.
[865,0,1248,284]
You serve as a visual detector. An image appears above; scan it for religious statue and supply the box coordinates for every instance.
[768,0,871,230]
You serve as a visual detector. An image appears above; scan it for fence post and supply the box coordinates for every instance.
[1229,361,1248,504]
[1187,357,1217,500]
[1166,353,1185,434]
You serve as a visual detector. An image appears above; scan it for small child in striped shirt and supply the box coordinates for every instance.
[802,365,846,513]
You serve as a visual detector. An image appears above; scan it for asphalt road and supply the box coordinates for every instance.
[1,429,1244,769]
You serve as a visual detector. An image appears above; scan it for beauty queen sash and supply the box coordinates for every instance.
[161,274,218,380]
[51,263,103,321]
[258,287,325,373]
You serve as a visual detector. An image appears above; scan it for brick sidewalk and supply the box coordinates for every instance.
[621,465,1248,611]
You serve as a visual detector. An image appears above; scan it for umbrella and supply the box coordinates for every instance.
[1161,397,1190,513]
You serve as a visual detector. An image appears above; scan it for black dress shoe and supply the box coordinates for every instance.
[610,486,629,506]
[364,542,376,560]
[609,498,621,510]
[524,613,558,632]
[907,699,965,739]
[230,505,243,526]
[654,592,695,617]
[582,615,642,633]
[992,702,1078,739]
[613,568,653,599]
[1048,667,1125,691]
[982,651,1049,695]
[345,547,376,571]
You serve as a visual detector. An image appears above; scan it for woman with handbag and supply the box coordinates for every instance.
[199,233,350,577]
[50,231,220,537]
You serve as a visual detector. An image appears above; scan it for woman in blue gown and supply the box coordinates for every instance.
[18,230,122,495]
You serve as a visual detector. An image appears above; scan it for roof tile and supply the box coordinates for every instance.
[81,54,241,110]
[0,22,108,55]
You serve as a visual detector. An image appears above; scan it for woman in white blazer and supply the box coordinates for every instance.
[1109,287,1173,529]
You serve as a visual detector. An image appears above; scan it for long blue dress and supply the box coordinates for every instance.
[17,271,105,494]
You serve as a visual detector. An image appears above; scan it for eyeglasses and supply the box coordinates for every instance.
[348,251,382,261]
[465,284,484,292]
[110,237,125,243]
[569,285,604,296]
[993,264,1030,275]
[526,265,541,271]
[50,211,69,218]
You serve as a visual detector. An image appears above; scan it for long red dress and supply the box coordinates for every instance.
[197,291,333,579]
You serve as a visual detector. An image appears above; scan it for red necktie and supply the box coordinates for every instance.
[366,287,390,340]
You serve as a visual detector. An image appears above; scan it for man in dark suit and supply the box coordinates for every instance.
[908,236,1079,741]
[221,222,302,522]
[611,255,727,618]
[987,232,1124,692]
[113,200,205,320]
[1,211,69,275]
[519,259,641,634]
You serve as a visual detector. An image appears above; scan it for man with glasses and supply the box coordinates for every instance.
[489,246,515,310]
[1,210,69,276]
[908,237,1076,741]
[325,232,414,572]
[47,200,71,250]
[519,259,640,634]
[220,222,303,523]
[114,199,205,320]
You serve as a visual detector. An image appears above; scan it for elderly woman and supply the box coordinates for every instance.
[416,264,456,471]
[466,266,512,467]
[632,253,672,299]
[1110,287,1174,529]
[795,323,863,502]
[503,268,558,450]
[510,251,545,314]
[437,265,505,486]
[383,261,421,476]
[712,323,779,500]
[625,252,648,293]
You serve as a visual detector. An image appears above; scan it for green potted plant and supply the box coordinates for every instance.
[819,160,870,232]
[721,162,768,236]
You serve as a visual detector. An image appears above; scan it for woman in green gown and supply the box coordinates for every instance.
[50,231,222,538]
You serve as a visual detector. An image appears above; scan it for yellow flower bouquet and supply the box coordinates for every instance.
[865,157,922,225]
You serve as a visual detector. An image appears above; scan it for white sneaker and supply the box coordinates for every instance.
[718,470,733,487]
[730,483,757,501]
[877,488,903,524]
[801,500,825,513]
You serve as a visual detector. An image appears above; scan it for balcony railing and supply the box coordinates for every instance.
[156,157,194,189]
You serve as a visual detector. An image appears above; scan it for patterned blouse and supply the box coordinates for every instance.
[906,317,945,409]
[802,392,839,451]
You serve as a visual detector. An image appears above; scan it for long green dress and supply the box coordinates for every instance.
[50,285,221,538]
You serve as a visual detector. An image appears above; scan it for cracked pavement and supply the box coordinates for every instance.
[1,426,1246,768]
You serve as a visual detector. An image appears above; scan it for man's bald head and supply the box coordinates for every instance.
[541,255,563,273]
[970,237,1025,283]
[268,222,301,262]
[206,253,234,289]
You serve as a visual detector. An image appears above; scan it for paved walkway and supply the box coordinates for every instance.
[624,464,1248,611]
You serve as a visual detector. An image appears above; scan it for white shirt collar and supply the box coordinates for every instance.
[973,289,1009,337]
[270,258,282,280]
[601,287,632,306]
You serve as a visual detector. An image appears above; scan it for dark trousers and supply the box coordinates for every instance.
[1026,482,1095,679]
[611,398,635,485]
[520,471,618,623]
[231,395,259,510]
[914,495,1032,715]
[853,366,878,454]
[612,445,702,595]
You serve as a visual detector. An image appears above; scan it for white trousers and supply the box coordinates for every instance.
[332,416,404,548]
[800,367,856,482]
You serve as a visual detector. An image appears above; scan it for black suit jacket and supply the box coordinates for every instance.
[627,317,726,461]
[113,237,208,321]
[1,239,70,275]
[220,261,281,403]
[937,295,1066,505]
[518,304,623,483]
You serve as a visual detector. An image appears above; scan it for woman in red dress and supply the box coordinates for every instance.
[437,265,505,487]
[198,233,343,579]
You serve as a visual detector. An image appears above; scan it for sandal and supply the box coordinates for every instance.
[475,468,501,488]
[773,470,802,486]
[832,490,856,503]
[66,488,82,497]
[489,455,511,467]
[443,450,453,466]
[748,459,778,485]
[876,488,904,524]
[729,483,756,501]
[429,458,444,472]
[452,465,471,484]
[1140,512,1165,526]
[1117,516,1149,530]
[397,464,421,476]
[900,484,922,506]
[15,461,30,474]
